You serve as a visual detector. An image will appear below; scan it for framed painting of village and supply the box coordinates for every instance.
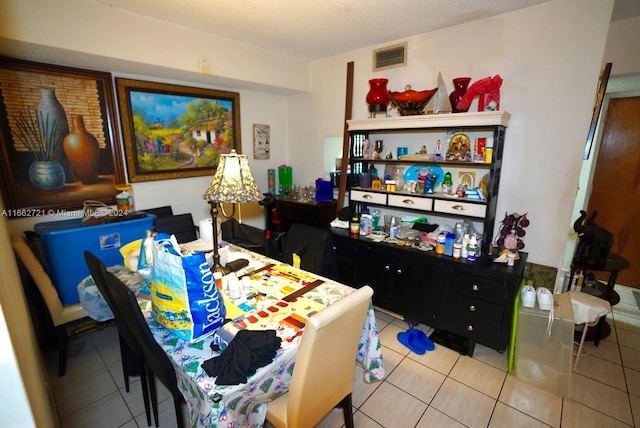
[115,78,241,182]
[0,56,125,217]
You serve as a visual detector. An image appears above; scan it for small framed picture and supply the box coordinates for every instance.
[253,124,270,159]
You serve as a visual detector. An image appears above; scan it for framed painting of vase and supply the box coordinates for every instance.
[0,56,125,217]
[115,78,241,182]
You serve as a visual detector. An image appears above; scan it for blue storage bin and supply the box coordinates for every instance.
[34,214,156,306]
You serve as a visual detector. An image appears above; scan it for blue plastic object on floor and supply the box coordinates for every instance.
[397,328,435,354]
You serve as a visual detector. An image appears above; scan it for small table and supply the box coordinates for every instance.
[570,252,630,345]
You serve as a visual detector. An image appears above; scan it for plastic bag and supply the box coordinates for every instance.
[150,233,226,342]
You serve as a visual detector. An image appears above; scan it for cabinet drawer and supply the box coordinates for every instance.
[434,199,486,218]
[438,308,503,347]
[351,190,387,205]
[388,194,433,211]
[448,272,508,304]
[441,292,504,324]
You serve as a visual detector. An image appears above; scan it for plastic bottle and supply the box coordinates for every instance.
[442,171,453,194]
[444,232,455,256]
[466,236,478,261]
[350,216,360,234]
[461,234,470,259]
[389,217,398,239]
[453,243,462,259]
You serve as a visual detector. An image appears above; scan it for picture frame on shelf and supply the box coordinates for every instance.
[115,78,241,182]
[253,124,270,159]
[0,56,126,217]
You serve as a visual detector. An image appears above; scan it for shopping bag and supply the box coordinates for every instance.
[150,233,226,342]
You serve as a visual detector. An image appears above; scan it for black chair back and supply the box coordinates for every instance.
[154,213,198,243]
[282,223,339,279]
[103,270,185,428]
[83,251,151,426]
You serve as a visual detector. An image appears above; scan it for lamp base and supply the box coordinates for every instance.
[211,262,231,276]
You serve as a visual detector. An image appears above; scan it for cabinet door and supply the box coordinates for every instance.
[403,253,441,326]
[356,244,411,316]
[332,232,358,287]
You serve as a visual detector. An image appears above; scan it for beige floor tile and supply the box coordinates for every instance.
[573,353,626,391]
[614,301,640,320]
[618,328,640,351]
[353,410,385,428]
[561,399,632,428]
[449,355,506,399]
[578,337,622,365]
[570,372,633,425]
[359,381,427,428]
[385,357,446,404]
[621,345,640,371]
[630,393,640,427]
[59,390,132,428]
[378,322,411,356]
[489,402,550,428]
[471,343,509,372]
[416,406,466,428]
[499,375,562,427]
[625,367,640,396]
[615,313,640,334]
[54,366,119,418]
[49,339,106,390]
[408,341,461,376]
[352,359,386,407]
[431,378,496,428]
[134,396,186,428]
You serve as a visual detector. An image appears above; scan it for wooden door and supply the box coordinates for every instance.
[587,96,640,288]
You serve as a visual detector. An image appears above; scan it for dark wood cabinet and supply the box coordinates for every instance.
[266,198,337,233]
[332,228,526,355]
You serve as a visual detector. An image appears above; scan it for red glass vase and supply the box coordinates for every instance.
[366,78,390,115]
[449,77,471,113]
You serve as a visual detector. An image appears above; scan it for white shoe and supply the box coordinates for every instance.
[536,287,554,311]
[521,285,536,308]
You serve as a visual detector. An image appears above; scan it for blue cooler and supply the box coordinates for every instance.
[34,214,156,305]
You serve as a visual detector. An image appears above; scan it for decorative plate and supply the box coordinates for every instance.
[446,133,472,161]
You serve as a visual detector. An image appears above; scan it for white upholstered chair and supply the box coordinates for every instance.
[11,232,89,376]
[266,285,374,428]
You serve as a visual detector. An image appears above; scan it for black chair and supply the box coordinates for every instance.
[154,213,198,243]
[142,205,174,218]
[282,223,339,280]
[103,270,186,428]
[83,251,152,426]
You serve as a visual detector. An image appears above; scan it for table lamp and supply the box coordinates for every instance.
[203,150,263,275]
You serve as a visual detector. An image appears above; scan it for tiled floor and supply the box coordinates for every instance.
[49,285,640,427]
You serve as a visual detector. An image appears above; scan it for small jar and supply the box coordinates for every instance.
[435,233,446,254]
[453,243,462,259]
[115,184,135,211]
[507,252,516,266]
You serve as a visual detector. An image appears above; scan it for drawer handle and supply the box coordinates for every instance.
[396,269,402,275]
[402,199,415,205]
[469,305,476,312]
[467,325,474,331]
[362,194,373,199]
[472,284,480,291]
[384,265,390,271]
[451,204,466,211]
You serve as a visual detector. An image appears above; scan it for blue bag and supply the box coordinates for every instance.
[150,233,226,341]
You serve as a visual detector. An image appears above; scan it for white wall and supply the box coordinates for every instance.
[290,0,614,268]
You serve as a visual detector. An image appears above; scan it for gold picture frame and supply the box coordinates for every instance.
[115,78,241,182]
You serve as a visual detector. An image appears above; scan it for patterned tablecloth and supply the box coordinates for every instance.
[78,244,385,428]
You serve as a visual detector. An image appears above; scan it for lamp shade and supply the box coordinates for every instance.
[202,150,263,203]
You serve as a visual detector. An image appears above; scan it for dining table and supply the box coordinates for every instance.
[78,242,385,428]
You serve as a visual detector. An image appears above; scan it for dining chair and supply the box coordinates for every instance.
[103,270,186,428]
[11,232,91,377]
[83,251,152,426]
[266,285,374,428]
[154,213,198,243]
[282,223,339,280]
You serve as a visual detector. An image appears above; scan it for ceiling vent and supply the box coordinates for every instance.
[373,42,407,72]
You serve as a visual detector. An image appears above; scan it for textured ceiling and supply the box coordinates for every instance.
[96,0,639,61]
